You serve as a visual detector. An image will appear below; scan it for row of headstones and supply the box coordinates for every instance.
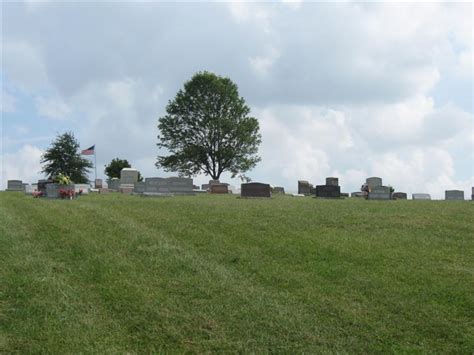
[5,177,473,200]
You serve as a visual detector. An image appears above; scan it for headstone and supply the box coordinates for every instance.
[31,183,38,191]
[108,178,120,191]
[211,184,229,194]
[325,177,339,186]
[6,180,24,191]
[24,184,33,194]
[46,183,74,199]
[368,186,391,200]
[315,185,341,198]
[74,184,90,195]
[412,193,431,200]
[38,180,53,194]
[98,188,109,194]
[340,192,349,198]
[209,180,220,186]
[134,181,147,194]
[298,180,311,195]
[445,190,464,201]
[472,187,474,201]
[241,182,271,198]
[392,192,407,200]
[366,177,383,191]
[201,184,210,191]
[143,177,194,195]
[120,168,139,185]
[272,186,285,194]
[94,179,103,189]
[351,191,364,198]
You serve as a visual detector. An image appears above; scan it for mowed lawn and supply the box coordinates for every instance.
[1,192,473,353]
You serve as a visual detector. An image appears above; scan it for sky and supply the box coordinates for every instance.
[1,1,473,198]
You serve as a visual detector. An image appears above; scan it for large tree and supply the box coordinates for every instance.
[156,71,261,180]
[41,132,93,183]
[104,158,143,181]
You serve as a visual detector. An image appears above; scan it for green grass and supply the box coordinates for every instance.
[1,192,473,353]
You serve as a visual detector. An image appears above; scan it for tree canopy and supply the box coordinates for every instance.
[41,132,92,183]
[104,158,131,179]
[156,71,261,180]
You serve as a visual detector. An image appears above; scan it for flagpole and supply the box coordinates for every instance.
[94,148,97,184]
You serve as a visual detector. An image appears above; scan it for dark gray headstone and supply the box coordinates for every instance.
[298,180,311,195]
[241,182,271,198]
[368,186,391,200]
[392,192,407,200]
[38,180,53,194]
[340,192,349,198]
[351,191,364,198]
[445,190,464,201]
[315,185,341,198]
[325,177,339,186]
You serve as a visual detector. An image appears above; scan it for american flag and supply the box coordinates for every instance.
[81,145,95,155]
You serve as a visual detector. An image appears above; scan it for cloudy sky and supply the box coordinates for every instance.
[1,1,473,197]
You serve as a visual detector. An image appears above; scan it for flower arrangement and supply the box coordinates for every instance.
[54,173,72,185]
[59,188,75,200]
[32,190,44,198]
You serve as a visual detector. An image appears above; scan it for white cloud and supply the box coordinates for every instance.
[35,96,72,120]
[1,90,17,113]
[1,145,44,190]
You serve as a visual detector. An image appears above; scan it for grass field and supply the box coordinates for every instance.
[1,192,473,353]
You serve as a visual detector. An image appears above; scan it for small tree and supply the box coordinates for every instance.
[104,158,143,181]
[41,132,92,183]
[104,158,131,179]
[156,71,261,180]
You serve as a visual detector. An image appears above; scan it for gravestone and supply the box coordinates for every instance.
[74,184,90,195]
[298,180,311,195]
[445,190,464,201]
[412,193,431,200]
[38,180,53,194]
[201,184,210,191]
[211,184,229,194]
[325,177,339,186]
[315,185,341,198]
[46,183,75,199]
[272,186,285,194]
[351,191,364,198]
[392,192,407,200]
[340,192,349,198]
[142,177,194,195]
[472,187,474,200]
[134,181,146,194]
[98,188,109,194]
[120,168,139,185]
[119,186,134,194]
[32,183,38,191]
[95,179,103,189]
[6,180,24,191]
[108,178,120,191]
[366,177,383,191]
[241,182,271,198]
[368,186,391,200]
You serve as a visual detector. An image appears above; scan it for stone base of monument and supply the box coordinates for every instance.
[119,184,135,194]
[140,192,195,197]
[368,186,392,200]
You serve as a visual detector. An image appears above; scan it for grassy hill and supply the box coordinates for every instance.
[1,192,472,353]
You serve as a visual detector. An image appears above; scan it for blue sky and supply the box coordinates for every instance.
[1,1,473,198]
